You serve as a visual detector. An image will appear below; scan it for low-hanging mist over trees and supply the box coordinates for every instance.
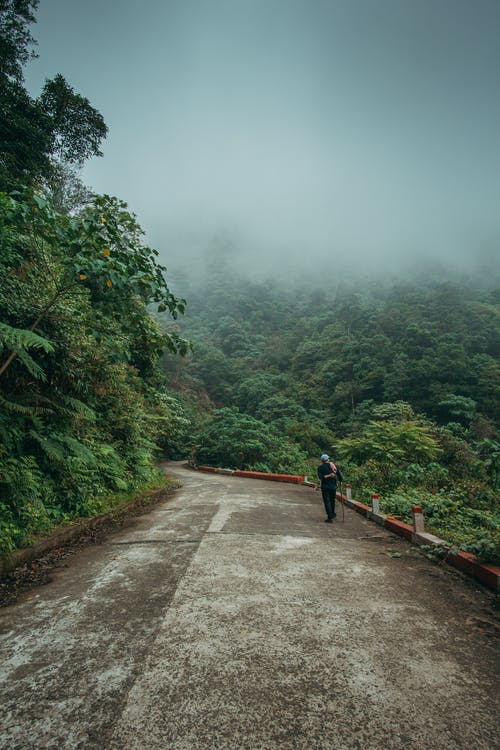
[160,265,500,562]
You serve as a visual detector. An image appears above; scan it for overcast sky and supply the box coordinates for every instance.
[26,0,500,280]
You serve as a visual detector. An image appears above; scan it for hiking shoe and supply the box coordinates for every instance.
[325,518,333,523]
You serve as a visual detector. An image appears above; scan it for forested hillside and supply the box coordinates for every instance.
[0,1,187,553]
[161,268,500,561]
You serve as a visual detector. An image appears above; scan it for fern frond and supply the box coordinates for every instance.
[29,430,66,462]
[0,322,54,353]
[29,428,99,466]
[112,478,129,490]
[30,415,44,432]
[60,396,97,422]
[62,436,97,464]
[24,393,96,421]
[0,323,54,381]
[0,393,39,415]
[15,348,48,381]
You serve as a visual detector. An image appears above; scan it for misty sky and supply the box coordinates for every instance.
[25,0,500,278]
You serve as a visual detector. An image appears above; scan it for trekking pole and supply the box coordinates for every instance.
[339,481,345,522]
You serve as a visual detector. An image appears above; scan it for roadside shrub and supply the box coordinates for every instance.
[378,488,500,563]
[195,407,309,474]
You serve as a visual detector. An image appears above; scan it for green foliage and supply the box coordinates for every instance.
[173,273,500,441]
[39,74,107,165]
[39,160,94,215]
[371,401,415,423]
[476,438,500,489]
[0,321,54,379]
[152,393,192,459]
[0,0,39,83]
[0,455,57,553]
[438,394,477,426]
[337,420,441,468]
[194,407,308,474]
[235,373,285,414]
[0,192,188,370]
[0,192,189,553]
[284,421,336,458]
[255,394,307,427]
[434,426,484,481]
[379,488,500,563]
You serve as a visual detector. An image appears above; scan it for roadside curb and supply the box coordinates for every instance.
[0,485,173,581]
[197,466,304,484]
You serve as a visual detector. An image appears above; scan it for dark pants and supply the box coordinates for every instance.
[321,487,336,519]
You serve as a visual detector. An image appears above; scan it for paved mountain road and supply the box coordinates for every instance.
[0,462,498,749]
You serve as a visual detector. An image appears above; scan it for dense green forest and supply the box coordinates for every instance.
[160,269,500,561]
[1,1,499,564]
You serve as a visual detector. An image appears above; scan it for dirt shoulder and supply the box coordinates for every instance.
[0,481,179,607]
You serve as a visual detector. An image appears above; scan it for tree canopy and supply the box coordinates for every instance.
[0,1,107,192]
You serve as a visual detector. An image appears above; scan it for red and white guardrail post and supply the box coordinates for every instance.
[412,505,426,534]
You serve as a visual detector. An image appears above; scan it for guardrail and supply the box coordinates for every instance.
[342,484,499,592]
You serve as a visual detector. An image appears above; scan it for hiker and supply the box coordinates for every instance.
[317,453,343,523]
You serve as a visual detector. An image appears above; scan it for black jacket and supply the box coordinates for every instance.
[317,462,343,489]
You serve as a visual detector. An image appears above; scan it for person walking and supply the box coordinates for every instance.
[317,453,343,523]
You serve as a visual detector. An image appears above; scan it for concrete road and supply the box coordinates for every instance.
[0,462,498,750]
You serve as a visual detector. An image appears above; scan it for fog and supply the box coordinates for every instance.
[26,0,500,282]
